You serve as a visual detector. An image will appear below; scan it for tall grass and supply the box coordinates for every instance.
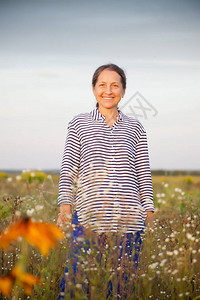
[0,171,200,299]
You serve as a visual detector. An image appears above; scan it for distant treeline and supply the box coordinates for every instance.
[151,170,200,176]
[1,169,200,176]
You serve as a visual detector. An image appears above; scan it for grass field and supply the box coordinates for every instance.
[0,171,200,299]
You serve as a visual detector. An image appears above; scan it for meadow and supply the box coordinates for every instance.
[0,171,200,299]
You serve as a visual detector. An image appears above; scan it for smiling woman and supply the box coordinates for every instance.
[92,68,125,128]
[57,63,155,299]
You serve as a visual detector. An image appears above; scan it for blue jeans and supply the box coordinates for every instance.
[58,211,144,299]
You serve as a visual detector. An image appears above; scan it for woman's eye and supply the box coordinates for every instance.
[113,84,118,87]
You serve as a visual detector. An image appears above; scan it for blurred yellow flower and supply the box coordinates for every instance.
[0,265,40,296]
[0,217,64,255]
[0,276,14,296]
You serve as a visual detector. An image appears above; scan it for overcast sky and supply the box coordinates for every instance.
[0,0,200,171]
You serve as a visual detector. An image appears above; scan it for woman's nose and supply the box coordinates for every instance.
[105,86,112,94]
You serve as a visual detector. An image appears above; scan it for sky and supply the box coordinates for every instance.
[0,0,200,171]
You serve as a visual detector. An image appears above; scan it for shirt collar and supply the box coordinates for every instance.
[91,107,124,122]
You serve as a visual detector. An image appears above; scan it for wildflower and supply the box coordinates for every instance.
[76,283,82,289]
[15,211,22,217]
[35,205,44,211]
[7,177,13,182]
[0,265,40,296]
[186,233,193,240]
[149,262,159,270]
[174,188,182,193]
[0,276,13,296]
[166,251,173,256]
[16,175,22,181]
[160,259,167,267]
[173,250,179,256]
[171,269,178,275]
[27,209,35,216]
[0,217,64,256]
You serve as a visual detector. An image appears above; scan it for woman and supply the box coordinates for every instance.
[57,63,155,299]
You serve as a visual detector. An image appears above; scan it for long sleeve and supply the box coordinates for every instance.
[58,121,81,206]
[135,129,155,212]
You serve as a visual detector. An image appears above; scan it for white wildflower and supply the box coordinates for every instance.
[35,205,44,211]
[149,262,159,270]
[186,233,193,240]
[15,210,21,217]
[160,259,167,267]
[172,269,178,275]
[27,209,35,216]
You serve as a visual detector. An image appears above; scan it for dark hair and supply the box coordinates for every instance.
[92,63,126,108]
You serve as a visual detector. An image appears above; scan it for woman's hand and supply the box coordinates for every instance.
[145,211,154,229]
[57,204,72,228]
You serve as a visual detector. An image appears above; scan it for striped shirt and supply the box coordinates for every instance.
[58,107,155,233]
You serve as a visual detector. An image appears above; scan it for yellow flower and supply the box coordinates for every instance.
[0,265,40,296]
[0,217,64,255]
[0,276,14,296]
[12,265,41,295]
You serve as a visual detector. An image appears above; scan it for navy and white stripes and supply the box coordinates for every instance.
[58,107,155,233]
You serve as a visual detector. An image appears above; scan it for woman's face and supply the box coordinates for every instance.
[92,69,125,111]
